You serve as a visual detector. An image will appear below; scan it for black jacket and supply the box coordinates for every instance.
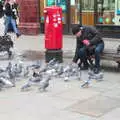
[73,26,104,63]
[4,3,12,16]
[4,3,18,19]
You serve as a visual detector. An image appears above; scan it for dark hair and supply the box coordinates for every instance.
[72,25,83,35]
[5,3,11,10]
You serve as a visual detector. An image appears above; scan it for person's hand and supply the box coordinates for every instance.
[82,39,90,46]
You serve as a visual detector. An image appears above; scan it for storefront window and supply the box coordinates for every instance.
[82,0,94,10]
[47,0,55,6]
[40,0,44,23]
[70,0,80,24]
[97,0,115,25]
[81,0,94,26]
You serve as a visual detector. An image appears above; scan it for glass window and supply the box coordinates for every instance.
[47,0,55,6]
[70,0,80,24]
[82,0,94,10]
[97,0,115,25]
[40,0,44,23]
[103,0,115,10]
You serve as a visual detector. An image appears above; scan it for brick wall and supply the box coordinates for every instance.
[18,0,40,35]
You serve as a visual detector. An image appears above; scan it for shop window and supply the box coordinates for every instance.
[70,0,80,24]
[82,0,94,11]
[40,0,44,23]
[97,0,115,25]
[46,0,55,6]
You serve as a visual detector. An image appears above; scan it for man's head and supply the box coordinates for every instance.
[72,25,83,37]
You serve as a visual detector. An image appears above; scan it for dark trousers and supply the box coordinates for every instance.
[78,43,104,69]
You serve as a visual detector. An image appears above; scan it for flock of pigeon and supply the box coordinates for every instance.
[20,59,82,91]
[0,58,104,92]
[0,59,81,92]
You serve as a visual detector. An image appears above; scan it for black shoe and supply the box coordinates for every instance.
[16,33,21,38]
[4,33,7,36]
[93,67,100,74]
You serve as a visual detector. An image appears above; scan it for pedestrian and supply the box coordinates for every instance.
[0,1,5,36]
[4,0,21,38]
[72,25,104,74]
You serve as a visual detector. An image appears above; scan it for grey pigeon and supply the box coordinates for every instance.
[23,66,29,77]
[21,74,42,91]
[6,62,12,72]
[30,60,41,69]
[38,75,51,92]
[29,75,42,83]
[0,76,14,87]
[81,70,104,88]
[21,82,31,91]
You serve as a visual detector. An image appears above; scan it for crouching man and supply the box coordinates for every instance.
[72,25,104,74]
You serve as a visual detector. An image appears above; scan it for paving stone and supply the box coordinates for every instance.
[68,95,120,117]
[54,87,99,101]
[98,108,120,120]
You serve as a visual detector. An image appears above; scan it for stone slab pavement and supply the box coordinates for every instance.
[13,34,120,52]
[13,33,120,68]
[0,33,120,120]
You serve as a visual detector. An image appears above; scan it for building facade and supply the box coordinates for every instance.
[18,0,120,37]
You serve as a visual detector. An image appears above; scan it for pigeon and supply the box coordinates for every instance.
[38,75,51,92]
[30,60,41,69]
[88,69,104,80]
[12,63,23,77]
[29,75,42,84]
[0,76,14,87]
[46,69,56,76]
[89,72,104,81]
[7,70,16,86]
[0,67,5,73]
[21,74,43,91]
[23,66,29,77]
[21,82,31,91]
[57,65,64,76]
[6,62,12,72]
[33,71,39,77]
[47,58,56,66]
[81,70,104,88]
[64,76,69,82]
[0,80,4,90]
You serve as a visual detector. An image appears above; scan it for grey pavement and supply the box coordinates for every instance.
[0,33,120,120]
[14,34,120,52]
[14,33,120,68]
